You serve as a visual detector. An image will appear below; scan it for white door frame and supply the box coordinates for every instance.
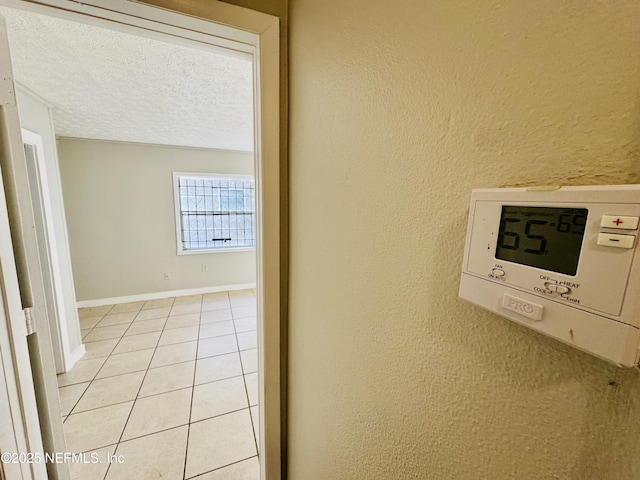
[0,15,50,479]
[22,127,68,374]
[1,1,282,479]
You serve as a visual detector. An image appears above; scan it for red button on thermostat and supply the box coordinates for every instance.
[601,215,639,230]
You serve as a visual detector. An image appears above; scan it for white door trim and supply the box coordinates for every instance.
[0,16,47,479]
[21,128,68,374]
[3,1,282,479]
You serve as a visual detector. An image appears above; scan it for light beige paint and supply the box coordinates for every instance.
[288,1,640,479]
[16,88,83,366]
[58,138,256,301]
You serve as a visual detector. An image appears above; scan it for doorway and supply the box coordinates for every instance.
[0,1,281,479]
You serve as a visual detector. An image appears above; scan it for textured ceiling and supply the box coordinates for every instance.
[0,7,254,151]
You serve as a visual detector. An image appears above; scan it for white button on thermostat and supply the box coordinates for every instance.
[492,268,505,277]
[597,233,636,249]
[601,215,640,230]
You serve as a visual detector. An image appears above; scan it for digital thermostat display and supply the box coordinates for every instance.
[461,185,640,367]
[495,206,588,276]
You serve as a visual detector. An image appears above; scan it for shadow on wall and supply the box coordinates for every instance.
[426,202,640,479]
[591,366,640,480]
[495,142,640,189]
[568,347,640,480]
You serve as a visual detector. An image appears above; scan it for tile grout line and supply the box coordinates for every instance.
[231,295,260,457]
[61,351,113,420]
[67,293,257,479]
[185,291,259,477]
[64,339,251,415]
[61,382,92,422]
[182,294,207,480]
[79,301,146,340]
[69,305,149,408]
[62,304,142,476]
[65,368,251,416]
[78,302,115,323]
[102,297,176,480]
[185,455,259,480]
[63,301,186,420]
[184,292,258,478]
[61,338,255,416]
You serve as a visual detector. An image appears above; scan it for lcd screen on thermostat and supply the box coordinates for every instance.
[495,206,588,276]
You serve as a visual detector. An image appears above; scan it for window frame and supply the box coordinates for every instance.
[173,171,256,255]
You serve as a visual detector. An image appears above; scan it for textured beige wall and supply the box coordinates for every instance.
[288,1,640,479]
[58,138,256,301]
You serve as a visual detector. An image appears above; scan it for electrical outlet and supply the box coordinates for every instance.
[201,264,208,272]
[164,272,170,280]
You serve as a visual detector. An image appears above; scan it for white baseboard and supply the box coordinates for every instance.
[76,283,257,308]
[65,344,86,372]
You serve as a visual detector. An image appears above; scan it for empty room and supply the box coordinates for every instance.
[2,4,263,479]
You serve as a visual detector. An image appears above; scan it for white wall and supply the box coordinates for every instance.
[57,138,256,302]
[16,86,83,370]
[287,1,640,479]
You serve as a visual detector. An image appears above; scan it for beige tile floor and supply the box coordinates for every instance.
[59,290,259,480]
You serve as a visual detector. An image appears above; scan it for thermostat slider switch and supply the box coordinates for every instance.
[543,282,571,294]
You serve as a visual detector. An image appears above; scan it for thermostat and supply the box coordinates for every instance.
[459,185,640,367]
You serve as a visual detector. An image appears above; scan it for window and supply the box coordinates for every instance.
[174,173,256,253]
